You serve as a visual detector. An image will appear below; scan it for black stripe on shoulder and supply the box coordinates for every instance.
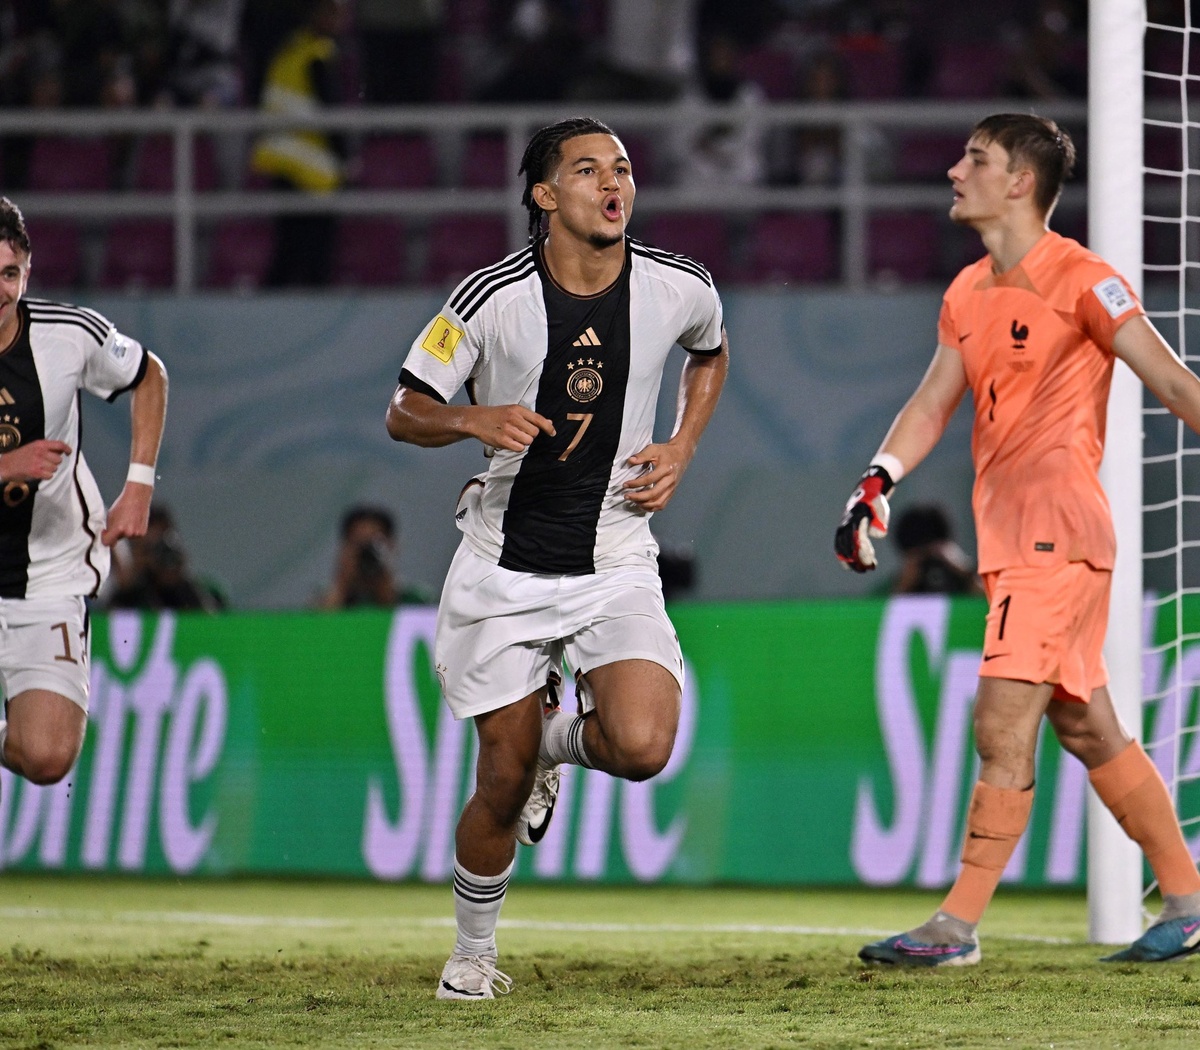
[27,300,109,344]
[105,346,149,402]
[27,297,110,334]
[459,264,536,322]
[398,368,448,404]
[629,239,713,287]
[449,248,536,320]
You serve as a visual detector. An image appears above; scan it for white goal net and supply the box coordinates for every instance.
[1140,0,1200,922]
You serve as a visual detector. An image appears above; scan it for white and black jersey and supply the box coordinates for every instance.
[0,298,147,599]
[399,236,723,575]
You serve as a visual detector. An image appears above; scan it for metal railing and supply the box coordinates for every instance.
[0,100,1092,292]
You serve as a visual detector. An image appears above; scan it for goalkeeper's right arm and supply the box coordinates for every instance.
[833,343,969,574]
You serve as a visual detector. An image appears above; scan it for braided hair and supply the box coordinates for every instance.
[519,117,617,243]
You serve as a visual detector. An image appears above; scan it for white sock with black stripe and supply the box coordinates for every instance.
[539,710,596,769]
[452,857,513,957]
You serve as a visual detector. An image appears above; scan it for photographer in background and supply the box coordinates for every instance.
[106,505,226,612]
[890,503,983,596]
[318,504,432,609]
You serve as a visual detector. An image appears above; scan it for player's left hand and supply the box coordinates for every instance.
[102,482,153,547]
[623,440,692,512]
[835,465,894,573]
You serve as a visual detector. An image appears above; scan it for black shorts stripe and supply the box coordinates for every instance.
[450,251,536,321]
[28,302,108,344]
[629,241,713,287]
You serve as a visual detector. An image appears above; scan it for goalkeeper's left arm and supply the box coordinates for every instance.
[834,344,969,574]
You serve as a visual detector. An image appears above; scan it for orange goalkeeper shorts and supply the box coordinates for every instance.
[978,562,1110,704]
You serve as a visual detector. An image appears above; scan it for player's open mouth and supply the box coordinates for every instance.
[603,195,623,220]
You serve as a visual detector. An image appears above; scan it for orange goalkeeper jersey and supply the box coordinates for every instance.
[937,231,1143,573]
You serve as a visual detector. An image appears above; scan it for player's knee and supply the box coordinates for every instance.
[611,725,675,782]
[17,740,79,785]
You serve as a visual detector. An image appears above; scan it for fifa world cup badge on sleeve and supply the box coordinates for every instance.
[421,315,464,364]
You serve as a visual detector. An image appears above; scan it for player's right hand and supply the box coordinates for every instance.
[472,405,555,453]
[0,439,72,483]
[835,465,894,573]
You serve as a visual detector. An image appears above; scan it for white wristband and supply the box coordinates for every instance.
[127,463,157,486]
[870,452,906,485]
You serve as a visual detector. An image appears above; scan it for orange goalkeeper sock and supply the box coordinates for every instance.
[1089,740,1200,896]
[940,781,1035,925]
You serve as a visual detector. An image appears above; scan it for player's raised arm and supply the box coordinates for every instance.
[834,343,968,572]
[386,383,555,451]
[1111,315,1200,435]
[624,327,728,512]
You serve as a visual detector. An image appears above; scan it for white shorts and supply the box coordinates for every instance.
[0,595,91,712]
[435,542,684,720]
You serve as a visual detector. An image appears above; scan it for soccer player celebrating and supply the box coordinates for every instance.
[836,113,1200,965]
[387,117,727,998]
[0,197,167,796]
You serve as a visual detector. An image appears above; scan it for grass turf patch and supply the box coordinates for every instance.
[0,876,1194,1049]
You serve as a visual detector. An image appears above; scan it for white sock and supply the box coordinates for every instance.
[452,857,512,957]
[0,720,8,771]
[540,709,595,768]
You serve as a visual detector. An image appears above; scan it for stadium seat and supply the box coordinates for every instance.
[745,212,838,284]
[28,135,113,192]
[459,133,509,189]
[23,219,85,291]
[929,41,1007,99]
[357,134,437,189]
[98,219,175,290]
[641,214,731,283]
[840,37,906,99]
[890,131,965,182]
[421,215,509,287]
[333,216,408,286]
[130,134,220,191]
[867,211,941,284]
[204,219,275,291]
[736,47,799,100]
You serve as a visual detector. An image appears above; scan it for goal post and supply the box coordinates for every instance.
[1089,0,1145,945]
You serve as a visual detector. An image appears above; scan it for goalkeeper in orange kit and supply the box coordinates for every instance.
[836,113,1200,965]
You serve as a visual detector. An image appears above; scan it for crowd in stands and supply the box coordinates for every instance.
[0,0,1091,115]
[0,0,1117,290]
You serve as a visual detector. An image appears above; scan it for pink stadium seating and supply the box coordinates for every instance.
[204,219,275,290]
[99,219,175,290]
[422,215,508,287]
[745,212,838,284]
[736,47,799,100]
[28,135,113,192]
[357,134,437,189]
[333,216,408,286]
[840,37,906,99]
[641,214,731,282]
[131,134,220,191]
[929,41,1007,99]
[891,131,965,182]
[867,211,941,284]
[23,219,84,290]
[459,133,508,189]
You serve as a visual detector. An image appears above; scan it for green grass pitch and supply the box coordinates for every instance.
[0,875,1197,1049]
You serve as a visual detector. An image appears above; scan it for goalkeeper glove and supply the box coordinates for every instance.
[835,465,895,573]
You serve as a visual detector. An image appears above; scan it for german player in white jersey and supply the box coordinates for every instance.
[0,197,167,796]
[387,117,728,1000]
